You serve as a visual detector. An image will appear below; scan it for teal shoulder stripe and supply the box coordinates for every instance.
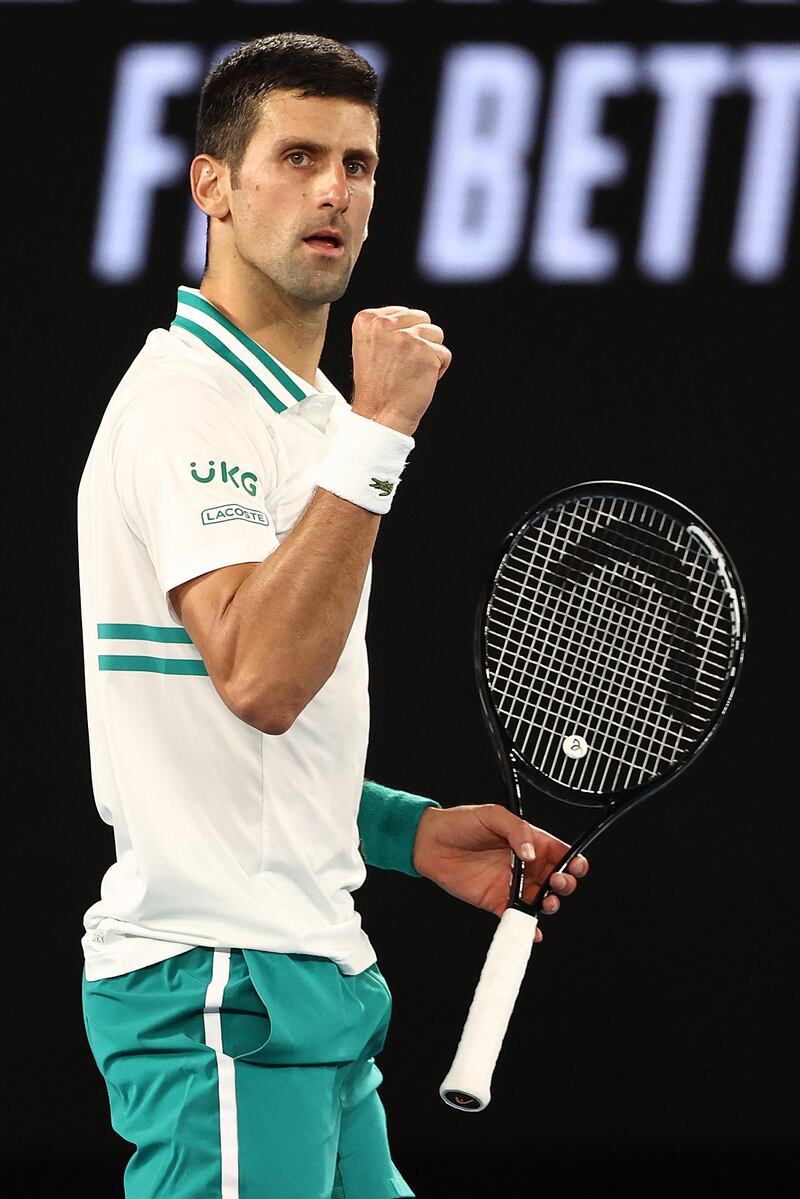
[99,655,209,676]
[98,623,192,644]
[176,289,307,402]
[172,315,287,413]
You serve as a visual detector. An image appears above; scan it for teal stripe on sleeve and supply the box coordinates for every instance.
[99,656,209,676]
[98,624,192,644]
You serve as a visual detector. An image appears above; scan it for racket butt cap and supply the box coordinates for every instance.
[439,1082,489,1112]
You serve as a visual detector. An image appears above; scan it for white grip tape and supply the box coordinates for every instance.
[315,409,414,514]
[440,908,537,1112]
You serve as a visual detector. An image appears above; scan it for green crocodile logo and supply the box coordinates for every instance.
[369,478,394,497]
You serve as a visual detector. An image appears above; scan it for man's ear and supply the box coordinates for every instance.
[190,154,230,220]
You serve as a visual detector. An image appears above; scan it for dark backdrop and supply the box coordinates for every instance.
[5,1,798,1193]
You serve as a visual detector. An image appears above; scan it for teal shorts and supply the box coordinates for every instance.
[82,947,413,1199]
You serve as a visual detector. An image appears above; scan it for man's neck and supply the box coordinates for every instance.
[199,272,328,387]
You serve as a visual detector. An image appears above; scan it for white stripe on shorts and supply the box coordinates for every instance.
[203,948,239,1198]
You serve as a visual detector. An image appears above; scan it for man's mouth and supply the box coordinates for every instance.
[303,230,345,258]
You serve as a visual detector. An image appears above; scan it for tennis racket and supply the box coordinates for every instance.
[440,480,746,1112]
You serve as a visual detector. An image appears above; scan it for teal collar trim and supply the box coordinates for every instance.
[171,286,319,414]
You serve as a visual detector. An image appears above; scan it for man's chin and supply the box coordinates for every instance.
[292,273,352,307]
[309,280,351,304]
[254,256,355,308]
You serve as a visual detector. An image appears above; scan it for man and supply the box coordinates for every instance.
[78,33,587,1199]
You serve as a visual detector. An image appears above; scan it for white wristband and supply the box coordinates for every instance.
[315,409,415,514]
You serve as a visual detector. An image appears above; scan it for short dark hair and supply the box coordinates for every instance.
[196,33,379,184]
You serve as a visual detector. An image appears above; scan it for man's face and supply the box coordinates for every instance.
[226,90,378,306]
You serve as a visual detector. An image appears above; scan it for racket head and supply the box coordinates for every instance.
[477,480,747,823]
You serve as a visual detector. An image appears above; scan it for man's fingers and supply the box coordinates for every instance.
[358,309,451,378]
[398,323,451,377]
[567,854,589,878]
[358,305,422,316]
[401,321,444,344]
[475,808,586,875]
[435,344,452,379]
[472,807,588,920]
[360,306,432,328]
[475,805,539,859]
[391,309,433,329]
[524,855,587,913]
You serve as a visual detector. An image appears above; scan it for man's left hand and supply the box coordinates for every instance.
[412,804,588,939]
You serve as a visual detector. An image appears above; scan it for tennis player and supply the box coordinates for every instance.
[77,33,588,1199]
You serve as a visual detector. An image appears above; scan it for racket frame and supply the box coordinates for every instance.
[474,479,747,916]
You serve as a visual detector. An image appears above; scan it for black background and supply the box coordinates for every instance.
[4,1,798,1194]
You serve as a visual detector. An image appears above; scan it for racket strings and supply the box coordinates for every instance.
[542,528,723,724]
[495,559,686,789]
[496,542,734,697]
[491,581,681,790]
[490,576,731,692]
[492,504,730,788]
[485,495,738,794]
[520,511,732,635]
[503,551,708,789]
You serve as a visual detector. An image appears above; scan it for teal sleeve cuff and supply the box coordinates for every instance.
[358,781,442,877]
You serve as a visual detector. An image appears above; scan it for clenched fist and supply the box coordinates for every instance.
[351,306,452,437]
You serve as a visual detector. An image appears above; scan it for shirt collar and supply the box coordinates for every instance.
[171,286,321,415]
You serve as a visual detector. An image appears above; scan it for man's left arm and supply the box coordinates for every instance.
[358,783,588,940]
[358,780,440,877]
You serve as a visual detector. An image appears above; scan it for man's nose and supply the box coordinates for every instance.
[317,162,350,211]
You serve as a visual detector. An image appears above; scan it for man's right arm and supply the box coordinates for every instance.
[170,306,451,735]
[170,491,379,734]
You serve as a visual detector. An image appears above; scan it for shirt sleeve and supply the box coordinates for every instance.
[113,377,280,613]
[358,781,442,877]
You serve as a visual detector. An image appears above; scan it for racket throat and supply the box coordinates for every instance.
[510,805,618,915]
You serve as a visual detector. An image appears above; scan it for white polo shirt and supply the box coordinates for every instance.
[78,286,377,981]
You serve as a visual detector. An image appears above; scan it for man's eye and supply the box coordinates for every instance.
[287,151,310,166]
[345,161,367,176]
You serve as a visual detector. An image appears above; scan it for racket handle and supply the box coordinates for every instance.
[440,907,537,1112]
